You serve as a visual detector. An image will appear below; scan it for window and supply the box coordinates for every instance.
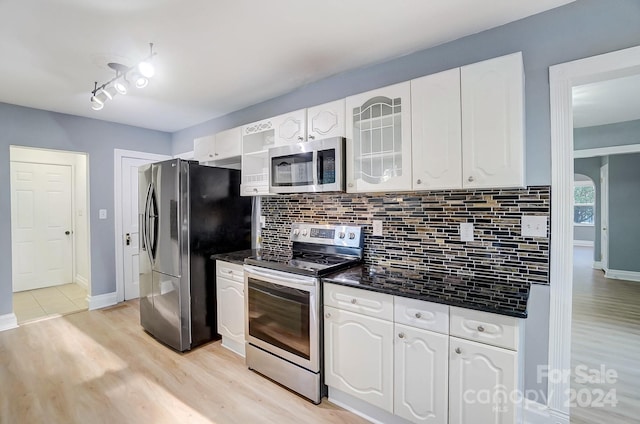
[574,181,595,225]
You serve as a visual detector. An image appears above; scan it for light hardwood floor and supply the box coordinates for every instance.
[571,246,640,424]
[0,300,367,424]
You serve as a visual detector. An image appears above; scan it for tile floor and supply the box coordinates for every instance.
[13,283,88,324]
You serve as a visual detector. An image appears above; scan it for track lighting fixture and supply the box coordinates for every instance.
[89,43,156,110]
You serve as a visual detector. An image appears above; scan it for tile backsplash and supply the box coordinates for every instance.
[260,186,550,285]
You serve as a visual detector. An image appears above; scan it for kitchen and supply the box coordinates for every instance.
[1,1,639,424]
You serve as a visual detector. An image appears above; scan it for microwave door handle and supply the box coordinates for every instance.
[313,151,319,186]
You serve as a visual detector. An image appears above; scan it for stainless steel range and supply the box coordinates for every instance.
[243,223,363,404]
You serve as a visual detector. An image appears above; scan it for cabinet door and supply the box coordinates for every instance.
[214,127,241,161]
[324,306,394,412]
[394,324,448,424]
[273,109,306,145]
[411,68,462,190]
[449,337,518,424]
[241,118,275,196]
[307,99,345,140]
[193,135,216,162]
[216,276,245,344]
[346,82,412,193]
[461,52,524,188]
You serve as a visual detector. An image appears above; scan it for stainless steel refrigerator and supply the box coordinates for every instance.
[139,159,251,351]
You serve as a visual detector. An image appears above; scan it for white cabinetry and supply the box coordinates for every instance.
[273,100,346,145]
[324,305,394,412]
[194,127,242,163]
[241,118,276,196]
[345,82,412,193]
[216,260,245,356]
[411,68,462,190]
[461,52,525,188]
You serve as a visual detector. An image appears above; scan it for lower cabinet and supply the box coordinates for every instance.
[394,324,448,424]
[323,283,523,424]
[448,337,518,424]
[324,306,394,412]
[216,261,245,356]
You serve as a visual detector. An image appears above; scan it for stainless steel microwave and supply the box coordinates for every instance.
[268,137,345,194]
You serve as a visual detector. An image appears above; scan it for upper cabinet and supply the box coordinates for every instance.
[345,82,412,193]
[461,52,525,188]
[241,117,276,196]
[193,126,242,164]
[411,68,462,190]
[273,99,345,145]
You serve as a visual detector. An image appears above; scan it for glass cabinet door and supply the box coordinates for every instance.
[346,82,412,193]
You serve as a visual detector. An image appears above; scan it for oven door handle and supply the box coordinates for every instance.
[244,265,317,287]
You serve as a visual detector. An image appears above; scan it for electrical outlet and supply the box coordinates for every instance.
[460,223,474,241]
[372,220,383,237]
[99,209,107,220]
[259,215,266,228]
[521,215,547,237]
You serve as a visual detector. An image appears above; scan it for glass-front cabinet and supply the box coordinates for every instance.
[345,82,412,193]
[241,118,275,196]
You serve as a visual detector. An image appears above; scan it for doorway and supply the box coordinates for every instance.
[114,149,171,302]
[548,45,640,421]
[9,146,90,324]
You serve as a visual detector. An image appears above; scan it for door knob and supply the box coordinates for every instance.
[468,176,475,182]
[125,233,131,246]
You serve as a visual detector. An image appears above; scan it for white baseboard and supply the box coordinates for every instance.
[221,337,246,357]
[573,240,594,247]
[604,268,640,282]
[88,292,118,310]
[592,261,603,270]
[75,275,89,291]
[0,313,18,332]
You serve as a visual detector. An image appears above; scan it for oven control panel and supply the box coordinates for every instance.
[290,223,362,247]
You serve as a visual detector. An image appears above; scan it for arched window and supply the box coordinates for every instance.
[573,177,595,225]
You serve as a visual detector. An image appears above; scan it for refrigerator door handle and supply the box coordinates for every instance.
[149,185,159,261]
[141,183,152,253]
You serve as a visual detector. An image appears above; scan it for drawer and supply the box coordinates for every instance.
[324,283,393,321]
[450,307,520,350]
[216,260,244,283]
[394,296,449,334]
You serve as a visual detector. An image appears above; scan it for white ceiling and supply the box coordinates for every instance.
[0,0,574,133]
[573,74,640,128]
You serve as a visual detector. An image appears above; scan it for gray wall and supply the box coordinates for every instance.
[574,225,595,242]
[574,159,602,258]
[608,153,640,272]
[0,102,172,315]
[172,0,640,189]
[575,119,640,150]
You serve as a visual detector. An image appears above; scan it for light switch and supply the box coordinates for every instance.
[260,215,266,228]
[521,215,547,237]
[372,220,383,237]
[99,209,107,220]
[460,223,474,242]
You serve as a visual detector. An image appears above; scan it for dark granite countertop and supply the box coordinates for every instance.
[323,265,529,318]
[211,249,257,266]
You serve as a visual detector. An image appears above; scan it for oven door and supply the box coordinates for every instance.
[244,265,319,372]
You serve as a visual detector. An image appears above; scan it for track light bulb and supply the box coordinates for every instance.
[138,61,155,78]
[90,95,104,111]
[114,78,129,95]
[134,75,149,88]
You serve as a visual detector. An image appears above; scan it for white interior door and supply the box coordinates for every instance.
[121,157,157,300]
[600,163,609,271]
[11,162,73,292]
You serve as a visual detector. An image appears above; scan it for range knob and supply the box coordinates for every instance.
[338,232,346,239]
[348,232,356,240]
[292,229,300,237]
[301,229,308,236]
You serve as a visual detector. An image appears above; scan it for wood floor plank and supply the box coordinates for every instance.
[571,247,640,424]
[0,301,367,424]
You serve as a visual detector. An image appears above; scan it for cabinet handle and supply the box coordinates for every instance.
[398,333,405,339]
[297,136,304,141]
[347,183,354,188]
[214,152,219,156]
[325,312,331,319]
[477,325,485,332]
[253,188,258,193]
[455,347,462,354]
[308,135,315,140]
[415,312,422,319]
[416,179,422,185]
[351,298,357,304]
[468,176,475,182]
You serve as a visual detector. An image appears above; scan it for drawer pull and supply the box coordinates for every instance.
[415,312,422,319]
[477,325,485,332]
[325,312,331,319]
[455,347,462,354]
[398,333,405,339]
[351,298,357,304]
